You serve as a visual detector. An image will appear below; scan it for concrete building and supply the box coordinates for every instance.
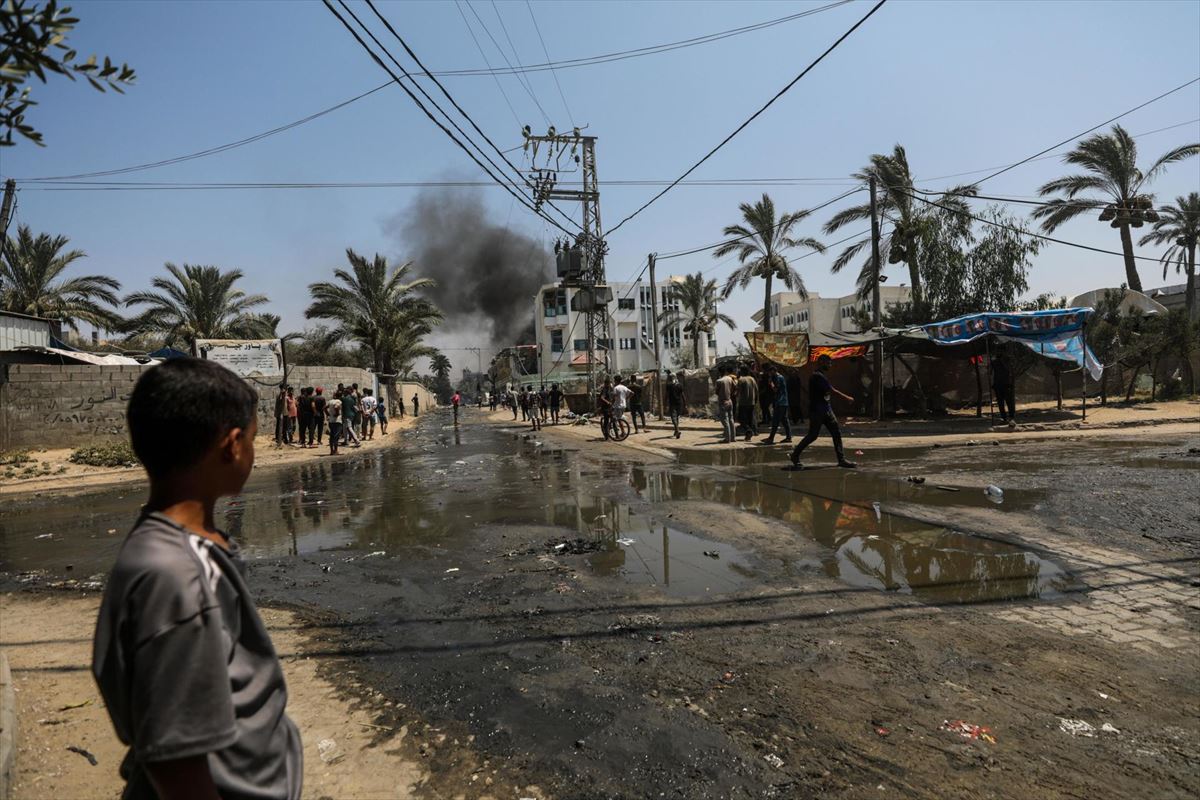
[533,276,719,385]
[1144,282,1199,321]
[751,286,913,335]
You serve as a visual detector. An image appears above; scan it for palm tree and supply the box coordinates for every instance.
[122,263,272,349]
[429,352,452,381]
[305,249,442,375]
[1032,125,1198,292]
[714,194,825,332]
[823,145,976,304]
[1139,192,1199,320]
[0,224,122,331]
[658,272,736,367]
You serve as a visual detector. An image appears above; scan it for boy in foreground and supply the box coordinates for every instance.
[92,358,303,800]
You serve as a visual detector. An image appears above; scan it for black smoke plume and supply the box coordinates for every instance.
[390,189,551,346]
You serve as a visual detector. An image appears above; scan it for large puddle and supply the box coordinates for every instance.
[0,418,1078,603]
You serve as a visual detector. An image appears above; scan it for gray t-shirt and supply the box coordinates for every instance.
[92,512,302,800]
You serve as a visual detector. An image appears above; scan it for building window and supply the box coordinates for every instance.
[619,337,637,350]
[800,310,808,322]
[543,288,566,317]
[618,298,635,310]
[574,338,587,351]
[598,338,612,350]
[550,329,563,352]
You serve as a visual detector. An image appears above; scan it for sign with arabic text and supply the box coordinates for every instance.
[196,339,284,377]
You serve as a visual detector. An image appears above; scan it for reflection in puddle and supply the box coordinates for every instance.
[631,467,1072,604]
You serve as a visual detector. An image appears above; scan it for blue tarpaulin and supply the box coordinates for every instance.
[923,308,1103,380]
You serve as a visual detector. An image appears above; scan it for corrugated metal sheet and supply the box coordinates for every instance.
[0,312,52,351]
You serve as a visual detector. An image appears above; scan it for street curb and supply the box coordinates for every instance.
[0,649,15,800]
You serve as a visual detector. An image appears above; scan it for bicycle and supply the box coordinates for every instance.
[600,411,631,442]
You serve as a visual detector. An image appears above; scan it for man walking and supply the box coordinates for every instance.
[412,392,420,417]
[790,354,857,469]
[451,389,461,422]
[326,392,343,455]
[597,376,614,440]
[762,363,793,445]
[736,366,759,442]
[313,386,326,446]
[991,352,1017,426]
[715,365,736,443]
[628,375,644,434]
[666,371,685,439]
[360,389,377,440]
[549,383,562,425]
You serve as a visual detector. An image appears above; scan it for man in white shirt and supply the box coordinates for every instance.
[611,375,633,422]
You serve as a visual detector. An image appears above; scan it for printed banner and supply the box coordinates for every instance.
[196,338,284,377]
[810,345,869,361]
[923,308,1102,380]
[745,331,810,367]
[925,308,1090,344]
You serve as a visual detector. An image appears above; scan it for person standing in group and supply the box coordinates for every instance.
[273,387,286,447]
[539,386,549,423]
[549,383,563,425]
[92,359,303,800]
[340,386,356,445]
[509,388,517,420]
[991,352,1017,427]
[296,387,314,449]
[284,386,298,445]
[312,387,326,447]
[628,375,644,434]
[397,394,406,418]
[451,389,461,422]
[518,388,529,421]
[360,389,377,441]
[757,364,773,427]
[597,377,614,439]
[790,354,857,469]
[528,388,542,431]
[666,371,686,439]
[376,393,388,436]
[715,365,736,443]
[612,375,632,431]
[736,366,759,442]
[326,391,343,455]
[762,363,793,445]
[412,393,420,417]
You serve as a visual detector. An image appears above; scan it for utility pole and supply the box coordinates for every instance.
[648,252,663,418]
[0,179,16,262]
[868,176,884,421]
[527,130,607,398]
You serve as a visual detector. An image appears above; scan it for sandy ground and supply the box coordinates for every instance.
[493,397,1200,456]
[0,414,423,499]
[0,593,431,800]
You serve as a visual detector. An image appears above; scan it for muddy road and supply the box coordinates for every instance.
[2,411,1197,799]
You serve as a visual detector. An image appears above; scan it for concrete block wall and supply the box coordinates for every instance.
[0,364,441,450]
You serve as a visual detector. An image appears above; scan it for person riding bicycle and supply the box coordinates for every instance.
[597,377,614,440]
[612,375,632,426]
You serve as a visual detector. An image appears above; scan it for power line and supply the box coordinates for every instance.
[961,77,1200,188]
[461,0,551,125]
[321,0,571,235]
[524,0,574,128]
[898,188,1169,264]
[486,0,553,124]
[361,0,581,232]
[605,0,888,237]
[15,178,864,190]
[451,0,523,128]
[434,0,854,77]
[914,189,1177,213]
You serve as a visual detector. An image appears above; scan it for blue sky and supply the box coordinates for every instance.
[3,0,1198,366]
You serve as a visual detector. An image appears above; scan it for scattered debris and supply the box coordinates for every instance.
[764,753,785,769]
[874,726,891,737]
[1100,723,1121,734]
[721,671,736,683]
[616,538,635,546]
[940,719,996,744]
[66,746,97,766]
[34,533,54,540]
[906,476,926,484]
[553,543,567,553]
[934,485,960,492]
[444,567,460,574]
[984,484,1004,504]
[58,699,92,712]
[1058,718,1095,737]
[317,738,345,764]
[872,502,882,522]
[703,550,720,559]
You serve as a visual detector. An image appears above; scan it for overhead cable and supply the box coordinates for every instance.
[605,0,888,237]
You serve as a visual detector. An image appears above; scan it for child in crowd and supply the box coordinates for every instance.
[92,358,302,800]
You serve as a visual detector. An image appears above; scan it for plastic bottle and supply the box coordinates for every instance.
[984,484,1004,504]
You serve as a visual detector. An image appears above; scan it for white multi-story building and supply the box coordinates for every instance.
[533,276,719,385]
[751,286,913,335]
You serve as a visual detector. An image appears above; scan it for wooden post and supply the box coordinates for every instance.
[1081,319,1088,422]
[648,252,663,419]
[985,336,995,425]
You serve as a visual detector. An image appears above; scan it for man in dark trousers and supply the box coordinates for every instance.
[790,355,857,469]
[412,392,420,417]
[312,387,326,446]
[761,363,792,445]
[991,351,1017,426]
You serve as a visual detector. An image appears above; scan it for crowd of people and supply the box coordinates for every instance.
[272,383,423,456]
[491,383,566,429]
